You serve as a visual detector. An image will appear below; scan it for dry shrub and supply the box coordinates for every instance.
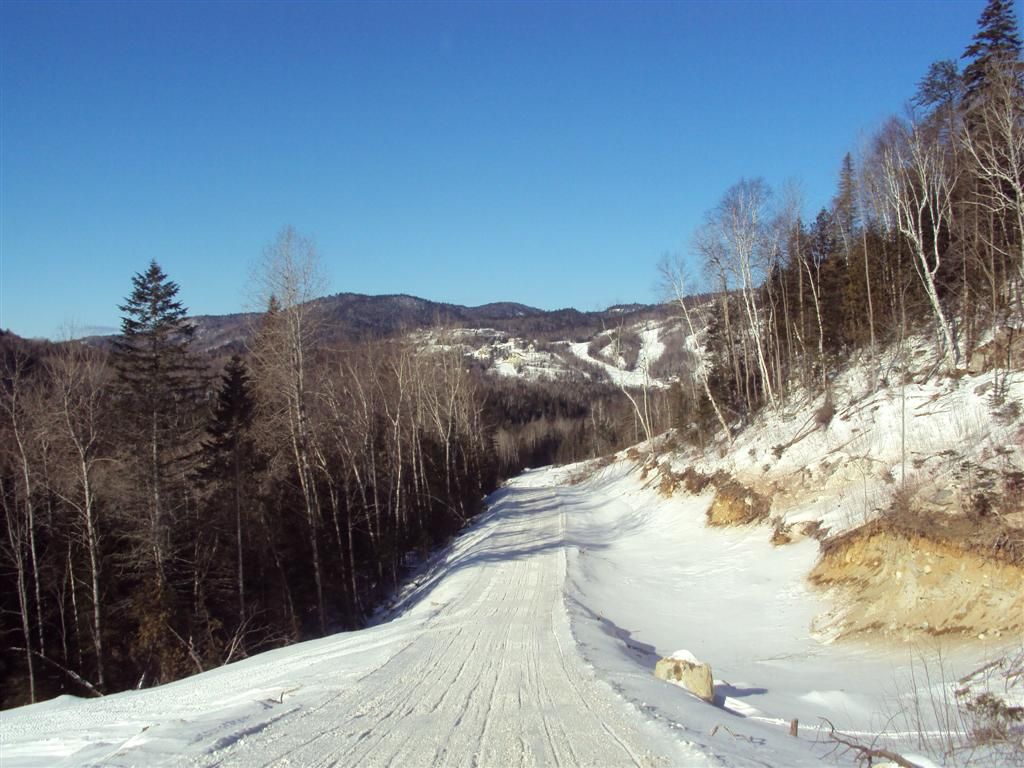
[771,520,792,546]
[706,479,771,526]
[656,465,716,498]
[963,691,1024,747]
[815,398,836,428]
[680,467,712,494]
[880,647,1024,766]
[880,496,1024,566]
[770,518,823,546]
[658,468,679,497]
[1000,470,1024,516]
[567,454,615,485]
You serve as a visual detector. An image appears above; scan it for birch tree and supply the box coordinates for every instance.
[882,117,962,369]
[249,226,329,634]
[46,343,111,689]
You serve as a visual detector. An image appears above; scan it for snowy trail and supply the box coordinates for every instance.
[2,484,701,768]
[205,488,686,767]
[12,462,978,767]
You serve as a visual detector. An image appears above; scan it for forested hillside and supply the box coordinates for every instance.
[2,0,1021,715]
[664,0,1023,449]
[0,232,658,706]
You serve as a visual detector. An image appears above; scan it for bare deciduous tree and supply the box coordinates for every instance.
[249,226,329,633]
[659,255,731,440]
[46,343,111,689]
[882,115,962,369]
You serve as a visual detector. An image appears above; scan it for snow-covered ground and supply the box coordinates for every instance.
[414,319,677,388]
[8,446,1014,766]
[672,346,1024,542]
[551,461,1020,766]
[568,322,672,390]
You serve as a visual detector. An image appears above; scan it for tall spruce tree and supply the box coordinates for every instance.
[199,354,257,625]
[833,153,858,259]
[962,0,1022,106]
[114,260,203,593]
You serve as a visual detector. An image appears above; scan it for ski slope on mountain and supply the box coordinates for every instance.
[568,322,671,390]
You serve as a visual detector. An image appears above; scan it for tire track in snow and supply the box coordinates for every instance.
[201,487,692,767]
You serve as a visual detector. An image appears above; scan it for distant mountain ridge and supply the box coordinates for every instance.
[81,292,675,354]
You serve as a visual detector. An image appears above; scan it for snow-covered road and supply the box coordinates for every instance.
[6,461,997,767]
[2,481,699,767]
[205,486,692,767]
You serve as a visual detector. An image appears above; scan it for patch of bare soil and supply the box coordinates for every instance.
[706,479,772,527]
[654,463,773,527]
[810,514,1024,642]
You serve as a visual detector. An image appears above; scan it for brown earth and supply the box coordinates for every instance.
[706,479,772,526]
[810,517,1024,642]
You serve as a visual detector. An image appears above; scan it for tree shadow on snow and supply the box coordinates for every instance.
[386,487,613,615]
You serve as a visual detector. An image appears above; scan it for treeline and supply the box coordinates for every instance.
[668,0,1023,443]
[0,229,501,706]
[486,376,663,470]
[0,229,657,707]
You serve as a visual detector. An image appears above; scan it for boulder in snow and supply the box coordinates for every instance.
[654,650,715,702]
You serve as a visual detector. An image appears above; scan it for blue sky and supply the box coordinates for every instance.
[1,0,984,338]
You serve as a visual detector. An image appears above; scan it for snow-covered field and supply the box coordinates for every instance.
[6,446,1016,766]
[553,461,1021,766]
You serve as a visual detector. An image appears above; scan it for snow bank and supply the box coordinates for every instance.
[543,457,1020,764]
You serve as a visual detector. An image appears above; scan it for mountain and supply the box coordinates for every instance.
[85,293,677,354]
[307,293,548,337]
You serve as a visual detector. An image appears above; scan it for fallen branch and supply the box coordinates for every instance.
[165,623,205,674]
[821,718,921,768]
[709,724,766,745]
[958,658,1002,686]
[12,647,103,697]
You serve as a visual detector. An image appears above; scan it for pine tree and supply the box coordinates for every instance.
[199,354,257,626]
[113,260,204,593]
[962,0,1022,106]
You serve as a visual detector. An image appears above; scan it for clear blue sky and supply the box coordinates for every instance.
[1,0,984,339]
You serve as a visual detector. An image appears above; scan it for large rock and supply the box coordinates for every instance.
[654,650,715,702]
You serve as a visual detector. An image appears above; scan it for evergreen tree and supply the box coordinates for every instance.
[915,60,966,153]
[915,59,964,111]
[203,355,254,459]
[833,153,859,260]
[113,260,204,655]
[199,355,258,626]
[962,0,1022,106]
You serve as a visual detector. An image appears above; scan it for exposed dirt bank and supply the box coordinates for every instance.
[809,517,1024,643]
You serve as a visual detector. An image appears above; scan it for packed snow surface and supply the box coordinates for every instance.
[3,458,1006,767]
